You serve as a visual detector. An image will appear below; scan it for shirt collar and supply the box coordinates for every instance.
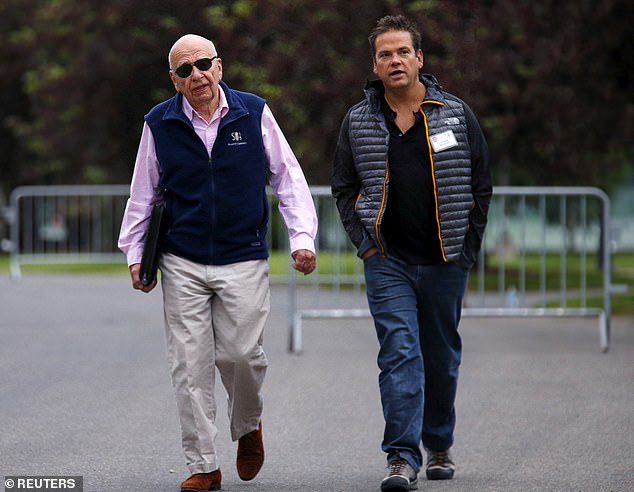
[180,86,230,123]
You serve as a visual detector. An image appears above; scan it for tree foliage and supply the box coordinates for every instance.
[408,0,633,186]
[0,0,631,195]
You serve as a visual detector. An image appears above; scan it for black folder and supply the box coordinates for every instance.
[139,203,165,286]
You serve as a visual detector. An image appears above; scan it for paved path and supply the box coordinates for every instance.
[1,274,632,491]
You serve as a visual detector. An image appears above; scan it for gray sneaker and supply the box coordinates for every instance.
[425,448,455,480]
[381,458,418,491]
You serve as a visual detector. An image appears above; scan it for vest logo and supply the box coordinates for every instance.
[443,117,460,126]
[228,131,247,146]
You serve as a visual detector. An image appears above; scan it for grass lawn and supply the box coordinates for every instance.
[1,251,632,316]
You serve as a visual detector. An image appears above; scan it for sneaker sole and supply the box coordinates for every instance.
[381,476,418,491]
[426,467,454,480]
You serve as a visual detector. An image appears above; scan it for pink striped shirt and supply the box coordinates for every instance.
[118,87,317,265]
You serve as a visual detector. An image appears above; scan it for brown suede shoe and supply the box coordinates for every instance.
[180,470,222,491]
[236,422,264,481]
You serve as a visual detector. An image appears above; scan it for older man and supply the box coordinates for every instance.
[119,34,317,491]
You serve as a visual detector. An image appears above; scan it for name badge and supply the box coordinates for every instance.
[430,130,458,153]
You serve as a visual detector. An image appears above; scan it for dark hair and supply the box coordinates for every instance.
[368,15,422,57]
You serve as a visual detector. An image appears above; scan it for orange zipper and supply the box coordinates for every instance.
[420,101,446,261]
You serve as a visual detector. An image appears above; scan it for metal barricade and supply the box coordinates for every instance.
[3,185,613,352]
[5,185,131,280]
[2,184,317,283]
[288,186,613,353]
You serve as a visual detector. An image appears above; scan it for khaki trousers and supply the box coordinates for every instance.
[159,253,270,474]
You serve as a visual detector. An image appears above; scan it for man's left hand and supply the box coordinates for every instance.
[291,249,317,275]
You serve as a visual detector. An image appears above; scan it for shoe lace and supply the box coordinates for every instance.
[389,458,409,475]
[428,450,451,467]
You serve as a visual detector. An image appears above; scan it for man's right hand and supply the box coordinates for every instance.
[129,263,157,293]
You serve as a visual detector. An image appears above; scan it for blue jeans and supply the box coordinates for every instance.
[364,255,468,472]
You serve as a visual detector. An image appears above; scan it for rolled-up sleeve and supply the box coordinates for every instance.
[262,104,317,253]
[117,122,162,266]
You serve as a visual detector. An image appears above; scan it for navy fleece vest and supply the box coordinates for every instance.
[145,83,269,265]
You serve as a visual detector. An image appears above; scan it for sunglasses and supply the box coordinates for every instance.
[173,56,217,78]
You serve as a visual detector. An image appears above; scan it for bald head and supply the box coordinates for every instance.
[168,34,217,70]
[167,34,223,121]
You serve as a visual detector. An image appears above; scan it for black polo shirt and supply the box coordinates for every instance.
[380,96,443,264]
